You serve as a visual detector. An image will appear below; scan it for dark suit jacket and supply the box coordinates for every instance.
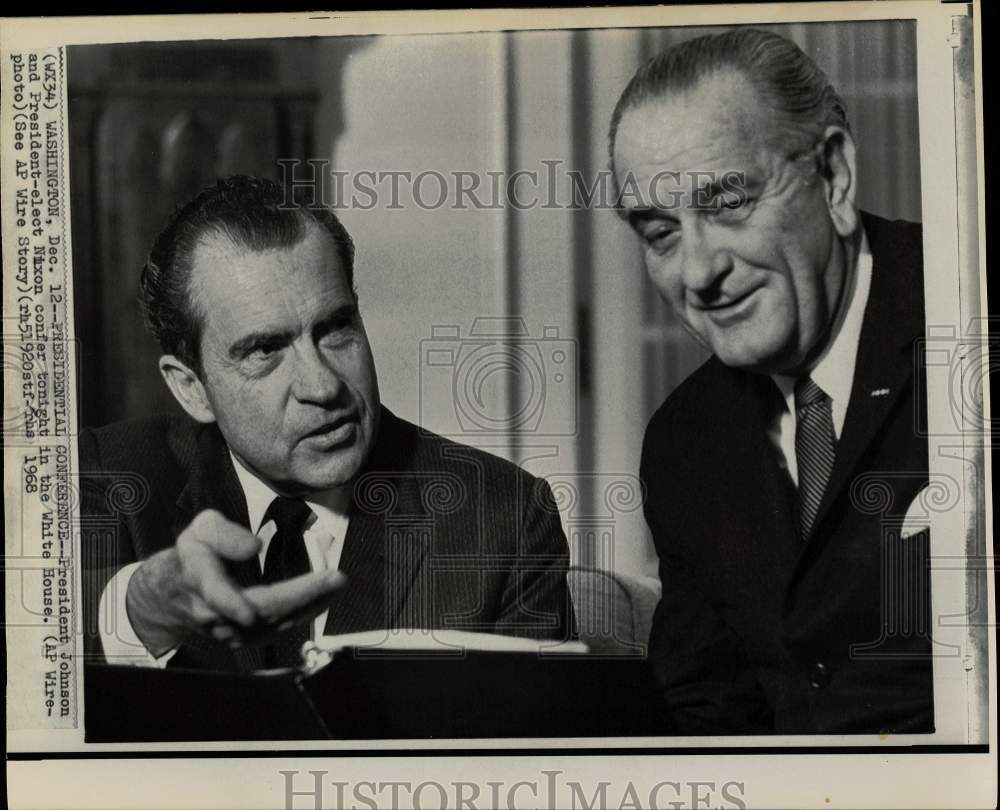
[79,406,574,672]
[641,212,933,734]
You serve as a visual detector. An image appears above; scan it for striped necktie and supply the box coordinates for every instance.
[794,376,836,541]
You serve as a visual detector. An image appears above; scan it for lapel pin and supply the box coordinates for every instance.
[870,387,890,398]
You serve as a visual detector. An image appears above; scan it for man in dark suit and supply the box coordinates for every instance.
[610,29,932,733]
[81,175,573,672]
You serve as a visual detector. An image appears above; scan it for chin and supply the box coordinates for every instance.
[712,321,793,371]
[714,341,786,374]
[301,450,367,490]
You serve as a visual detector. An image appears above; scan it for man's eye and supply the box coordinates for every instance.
[253,343,278,357]
[715,194,755,219]
[245,342,282,364]
[643,226,679,255]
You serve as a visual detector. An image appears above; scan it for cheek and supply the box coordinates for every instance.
[781,233,833,310]
[213,375,290,436]
[787,273,829,342]
[645,256,684,303]
[730,224,787,268]
[772,203,834,275]
[346,344,379,398]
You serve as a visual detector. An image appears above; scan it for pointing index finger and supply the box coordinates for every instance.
[243,570,346,625]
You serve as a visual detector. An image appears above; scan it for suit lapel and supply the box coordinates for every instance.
[322,408,429,635]
[699,366,800,591]
[806,212,925,544]
[736,372,801,576]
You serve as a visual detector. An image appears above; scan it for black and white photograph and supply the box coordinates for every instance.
[2,4,995,809]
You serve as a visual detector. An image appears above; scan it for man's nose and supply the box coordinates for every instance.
[291,343,344,404]
[681,219,733,301]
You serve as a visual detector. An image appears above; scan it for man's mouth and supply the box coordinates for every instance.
[697,287,762,322]
[301,416,357,448]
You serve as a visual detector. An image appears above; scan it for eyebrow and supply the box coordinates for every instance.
[692,170,759,207]
[313,301,360,335]
[227,328,291,361]
[227,302,360,361]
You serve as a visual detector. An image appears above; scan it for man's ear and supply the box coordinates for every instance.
[820,124,859,238]
[158,354,216,424]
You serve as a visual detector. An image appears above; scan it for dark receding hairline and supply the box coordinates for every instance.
[182,213,357,372]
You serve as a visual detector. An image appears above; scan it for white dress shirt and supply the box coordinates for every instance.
[768,229,873,485]
[98,452,350,666]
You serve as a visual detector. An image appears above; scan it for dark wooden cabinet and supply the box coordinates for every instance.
[68,40,318,427]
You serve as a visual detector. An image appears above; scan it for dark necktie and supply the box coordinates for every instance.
[794,376,836,541]
[262,496,313,668]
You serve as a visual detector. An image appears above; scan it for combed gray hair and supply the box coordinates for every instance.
[608,28,850,175]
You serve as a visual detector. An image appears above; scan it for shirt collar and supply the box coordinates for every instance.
[773,226,873,409]
[228,451,351,532]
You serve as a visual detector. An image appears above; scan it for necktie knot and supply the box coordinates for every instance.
[795,375,829,411]
[265,496,312,535]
